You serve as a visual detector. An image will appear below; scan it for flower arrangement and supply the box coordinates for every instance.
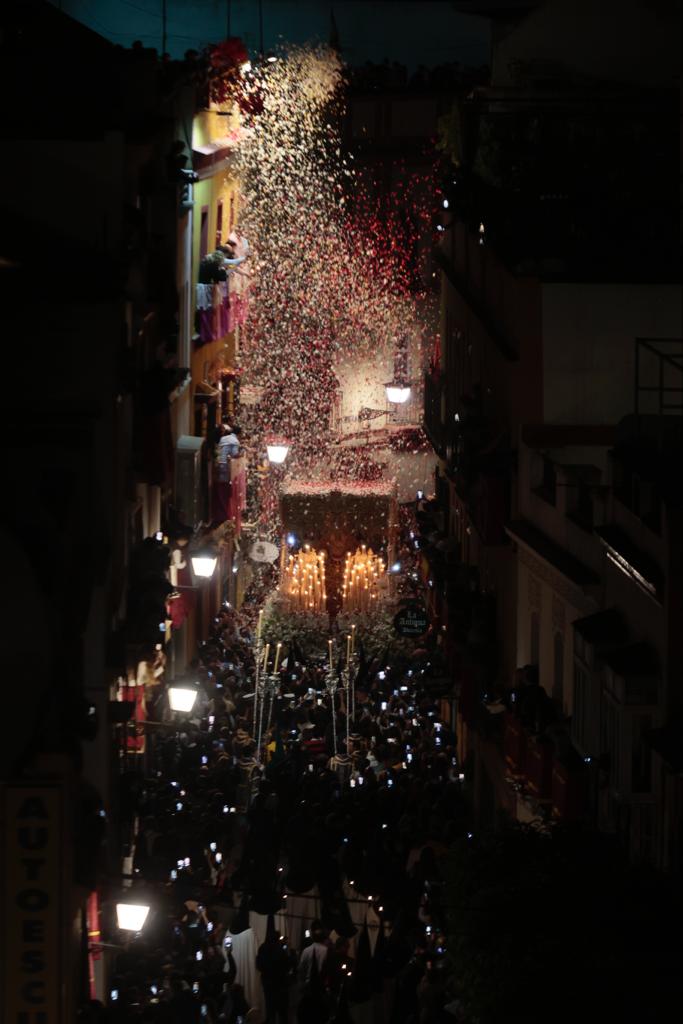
[206,38,249,105]
[260,590,414,662]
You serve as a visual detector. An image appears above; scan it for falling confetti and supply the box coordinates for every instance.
[221,44,438,537]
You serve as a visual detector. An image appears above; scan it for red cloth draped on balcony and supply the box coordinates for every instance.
[212,454,246,527]
[197,283,222,345]
[227,455,247,531]
[213,477,230,523]
[166,553,195,630]
[118,676,146,754]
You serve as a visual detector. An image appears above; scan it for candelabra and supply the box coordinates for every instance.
[325,667,339,756]
[340,650,359,752]
[257,674,281,760]
[341,545,385,613]
[281,545,327,613]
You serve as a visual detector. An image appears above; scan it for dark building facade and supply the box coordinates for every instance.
[423,0,683,878]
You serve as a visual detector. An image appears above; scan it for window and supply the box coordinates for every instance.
[530,610,540,666]
[553,632,564,705]
[216,200,224,247]
[199,206,209,260]
[229,195,235,231]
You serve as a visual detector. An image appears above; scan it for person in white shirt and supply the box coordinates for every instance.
[298,924,329,984]
[216,423,241,481]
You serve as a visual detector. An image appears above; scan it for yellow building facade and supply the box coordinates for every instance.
[190,105,242,400]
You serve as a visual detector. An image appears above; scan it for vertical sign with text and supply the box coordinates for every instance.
[2,785,63,1024]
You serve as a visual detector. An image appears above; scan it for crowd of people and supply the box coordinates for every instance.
[84,521,472,1024]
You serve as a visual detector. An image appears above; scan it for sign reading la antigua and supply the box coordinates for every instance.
[394,604,429,638]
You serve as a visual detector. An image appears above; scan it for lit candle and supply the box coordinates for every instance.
[346,634,351,666]
[351,624,356,654]
[257,609,263,640]
[328,639,333,670]
[262,643,270,672]
[273,642,282,674]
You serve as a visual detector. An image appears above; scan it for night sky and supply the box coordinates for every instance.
[51,0,490,68]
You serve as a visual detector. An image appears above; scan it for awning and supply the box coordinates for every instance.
[192,134,239,173]
[193,136,236,156]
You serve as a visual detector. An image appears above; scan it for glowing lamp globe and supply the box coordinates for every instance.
[191,551,218,579]
[385,383,411,404]
[116,902,150,933]
[266,442,290,464]
[168,685,199,714]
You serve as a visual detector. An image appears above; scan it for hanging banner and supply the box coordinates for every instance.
[2,784,65,1023]
[394,603,429,638]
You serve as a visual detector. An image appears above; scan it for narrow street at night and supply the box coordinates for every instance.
[1,2,682,1023]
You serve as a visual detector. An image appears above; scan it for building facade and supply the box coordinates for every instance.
[425,0,683,876]
[0,2,251,1009]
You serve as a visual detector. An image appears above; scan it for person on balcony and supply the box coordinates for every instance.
[217,421,241,461]
[217,244,247,274]
[213,423,241,523]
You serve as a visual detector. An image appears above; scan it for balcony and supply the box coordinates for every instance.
[436,227,523,362]
[423,370,451,458]
[499,696,589,822]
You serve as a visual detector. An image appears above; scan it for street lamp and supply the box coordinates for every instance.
[116,901,150,933]
[266,439,290,464]
[385,332,413,404]
[190,547,218,579]
[385,382,411,404]
[168,683,199,714]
